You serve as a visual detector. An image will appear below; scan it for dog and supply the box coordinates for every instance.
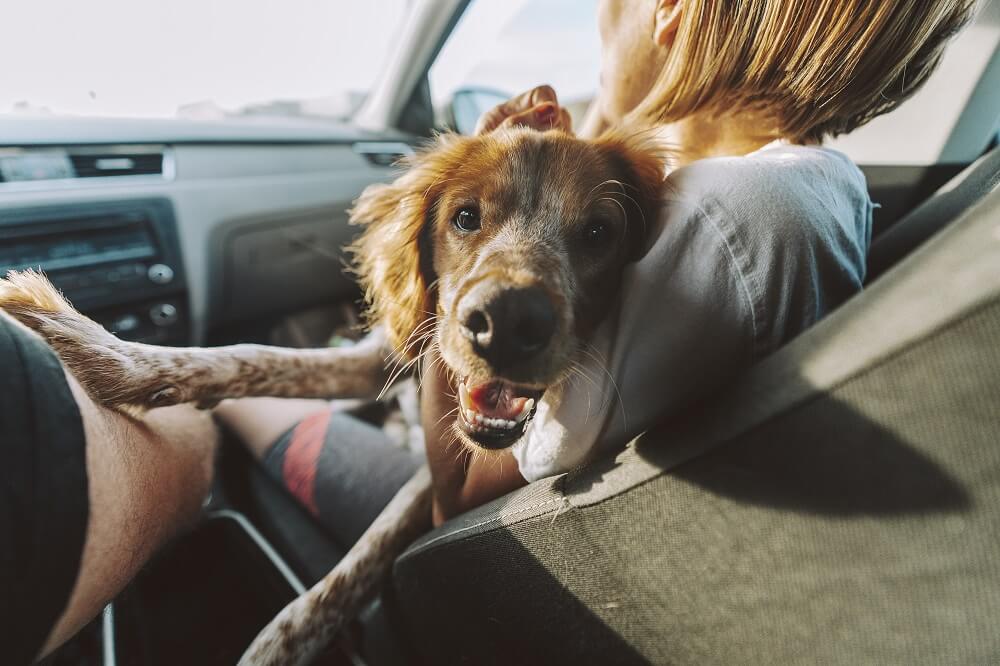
[0,126,663,664]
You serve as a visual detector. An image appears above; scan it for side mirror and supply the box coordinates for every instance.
[446,87,510,135]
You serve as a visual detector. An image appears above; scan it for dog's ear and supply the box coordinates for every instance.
[594,130,667,260]
[348,134,468,356]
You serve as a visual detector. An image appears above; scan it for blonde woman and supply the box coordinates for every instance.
[215,0,976,531]
[419,0,978,522]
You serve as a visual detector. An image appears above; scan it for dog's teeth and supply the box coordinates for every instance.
[515,399,535,423]
[459,383,473,410]
[461,397,533,432]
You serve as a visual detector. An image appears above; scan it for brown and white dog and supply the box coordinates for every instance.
[0,127,663,664]
[352,128,663,451]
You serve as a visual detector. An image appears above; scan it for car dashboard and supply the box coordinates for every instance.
[0,116,413,346]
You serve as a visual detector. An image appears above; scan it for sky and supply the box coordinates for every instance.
[1,0,600,119]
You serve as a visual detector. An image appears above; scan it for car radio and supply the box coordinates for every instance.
[0,198,189,344]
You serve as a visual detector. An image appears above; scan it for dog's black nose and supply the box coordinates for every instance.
[461,286,556,367]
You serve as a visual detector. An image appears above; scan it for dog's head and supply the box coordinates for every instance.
[350,127,663,449]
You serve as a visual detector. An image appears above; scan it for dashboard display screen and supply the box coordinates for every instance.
[0,222,157,273]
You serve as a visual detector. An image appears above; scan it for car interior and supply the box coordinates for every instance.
[4,0,999,664]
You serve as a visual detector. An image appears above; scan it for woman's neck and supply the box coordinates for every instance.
[582,104,790,165]
[656,111,786,166]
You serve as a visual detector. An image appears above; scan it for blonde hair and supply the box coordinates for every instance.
[635,0,978,142]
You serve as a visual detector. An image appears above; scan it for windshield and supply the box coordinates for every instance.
[430,0,600,118]
[1,0,409,121]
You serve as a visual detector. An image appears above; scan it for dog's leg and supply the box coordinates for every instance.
[239,465,433,666]
[0,270,394,410]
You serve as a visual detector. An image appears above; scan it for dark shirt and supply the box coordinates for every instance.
[0,313,89,665]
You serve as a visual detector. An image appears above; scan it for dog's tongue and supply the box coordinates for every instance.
[465,380,532,420]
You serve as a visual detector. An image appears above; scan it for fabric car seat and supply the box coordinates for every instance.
[384,151,1000,665]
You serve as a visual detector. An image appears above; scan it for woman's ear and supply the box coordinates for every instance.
[653,0,683,47]
[348,134,465,357]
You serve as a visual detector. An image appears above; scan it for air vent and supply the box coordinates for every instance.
[0,145,171,188]
[69,150,164,178]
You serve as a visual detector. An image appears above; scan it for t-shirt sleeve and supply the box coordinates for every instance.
[513,199,756,481]
[0,313,89,664]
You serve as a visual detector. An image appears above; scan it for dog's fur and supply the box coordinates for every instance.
[0,127,662,665]
[353,128,663,452]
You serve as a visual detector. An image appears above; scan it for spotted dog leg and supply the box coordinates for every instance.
[240,465,433,666]
[0,270,393,410]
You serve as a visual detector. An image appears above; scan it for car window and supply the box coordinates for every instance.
[433,1,997,164]
[1,0,409,121]
[430,0,600,129]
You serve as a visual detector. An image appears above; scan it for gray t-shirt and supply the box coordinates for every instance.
[513,142,873,481]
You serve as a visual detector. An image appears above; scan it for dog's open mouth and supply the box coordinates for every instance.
[457,378,543,449]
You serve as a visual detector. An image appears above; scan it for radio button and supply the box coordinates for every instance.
[150,303,178,327]
[110,314,141,334]
[147,263,175,285]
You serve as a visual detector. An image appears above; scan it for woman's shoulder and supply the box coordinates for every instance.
[659,142,872,267]
[665,143,870,229]
[649,142,873,353]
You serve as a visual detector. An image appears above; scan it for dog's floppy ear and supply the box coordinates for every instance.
[348,133,468,356]
[594,130,668,260]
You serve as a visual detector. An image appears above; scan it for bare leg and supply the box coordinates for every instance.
[214,398,332,459]
[40,369,218,658]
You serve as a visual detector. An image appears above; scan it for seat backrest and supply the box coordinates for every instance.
[866,144,1000,282]
[388,184,1000,665]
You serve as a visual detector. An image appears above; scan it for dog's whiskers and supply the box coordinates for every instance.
[595,196,629,227]
[378,344,429,401]
[567,360,598,423]
[380,317,439,396]
[435,406,460,428]
[577,344,628,430]
[397,325,436,360]
[386,317,436,362]
[587,178,650,238]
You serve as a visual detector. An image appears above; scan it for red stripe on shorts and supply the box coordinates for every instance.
[281,409,331,516]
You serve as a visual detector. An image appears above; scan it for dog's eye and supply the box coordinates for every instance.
[452,207,481,233]
[582,220,610,247]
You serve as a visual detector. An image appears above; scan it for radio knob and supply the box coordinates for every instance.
[147,263,175,285]
[110,314,140,334]
[150,303,178,327]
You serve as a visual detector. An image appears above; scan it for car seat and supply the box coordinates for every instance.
[384,147,1000,664]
